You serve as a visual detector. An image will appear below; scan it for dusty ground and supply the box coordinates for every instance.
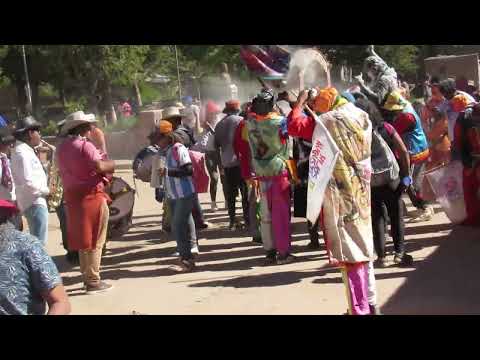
[44,166,480,315]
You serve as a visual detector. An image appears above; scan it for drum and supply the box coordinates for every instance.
[105,177,135,238]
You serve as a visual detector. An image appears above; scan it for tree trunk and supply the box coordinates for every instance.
[134,80,143,107]
[15,79,27,117]
[102,80,116,125]
[31,82,40,120]
[59,86,67,108]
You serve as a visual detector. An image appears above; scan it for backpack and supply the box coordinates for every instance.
[172,143,210,194]
[133,145,159,182]
[371,125,400,188]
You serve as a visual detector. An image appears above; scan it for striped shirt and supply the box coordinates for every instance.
[165,143,195,199]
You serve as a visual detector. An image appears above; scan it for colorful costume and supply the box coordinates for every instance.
[288,89,375,315]
[383,92,431,214]
[453,105,480,226]
[246,109,292,259]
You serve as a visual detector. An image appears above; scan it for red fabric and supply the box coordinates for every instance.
[453,118,480,226]
[206,101,221,114]
[462,168,480,226]
[64,187,110,250]
[287,106,315,142]
[0,199,18,217]
[383,122,396,137]
[233,120,253,180]
[392,112,416,136]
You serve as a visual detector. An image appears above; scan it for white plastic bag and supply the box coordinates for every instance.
[425,160,467,224]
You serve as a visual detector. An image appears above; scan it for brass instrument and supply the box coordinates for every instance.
[40,139,64,211]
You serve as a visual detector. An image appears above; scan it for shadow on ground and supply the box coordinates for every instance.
[381,226,480,315]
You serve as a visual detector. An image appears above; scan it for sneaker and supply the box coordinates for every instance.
[374,257,388,268]
[393,252,413,266]
[277,254,296,265]
[211,202,218,211]
[369,304,382,315]
[191,246,199,255]
[86,281,114,294]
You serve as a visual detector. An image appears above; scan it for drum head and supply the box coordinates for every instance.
[107,177,135,224]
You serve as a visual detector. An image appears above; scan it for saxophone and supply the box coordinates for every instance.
[40,139,64,211]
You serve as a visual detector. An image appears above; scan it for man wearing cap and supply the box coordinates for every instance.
[0,199,71,315]
[214,100,249,230]
[0,127,22,230]
[161,106,210,232]
[11,116,50,245]
[153,120,197,272]
[56,111,115,294]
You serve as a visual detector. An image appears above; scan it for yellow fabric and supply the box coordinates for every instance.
[332,96,348,110]
[383,91,407,111]
[313,87,339,113]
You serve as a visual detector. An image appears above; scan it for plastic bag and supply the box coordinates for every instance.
[425,161,467,224]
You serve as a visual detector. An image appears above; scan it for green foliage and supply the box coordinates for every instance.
[375,45,419,78]
[64,97,87,114]
[39,83,58,98]
[103,116,138,133]
[42,120,60,137]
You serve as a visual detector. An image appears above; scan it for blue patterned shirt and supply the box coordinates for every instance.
[0,223,62,315]
[165,144,195,200]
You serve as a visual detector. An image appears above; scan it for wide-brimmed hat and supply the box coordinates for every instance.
[162,106,183,120]
[59,111,97,136]
[14,116,42,134]
[0,127,15,145]
[382,91,407,112]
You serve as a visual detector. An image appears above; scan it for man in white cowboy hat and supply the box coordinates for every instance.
[56,111,116,294]
[11,116,50,245]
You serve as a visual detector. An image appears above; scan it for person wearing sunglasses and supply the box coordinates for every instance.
[11,116,50,245]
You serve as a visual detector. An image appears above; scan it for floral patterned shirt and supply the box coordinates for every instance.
[0,223,61,315]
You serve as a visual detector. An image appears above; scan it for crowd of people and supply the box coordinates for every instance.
[1,47,480,316]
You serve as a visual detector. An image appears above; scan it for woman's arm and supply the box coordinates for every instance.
[391,130,410,178]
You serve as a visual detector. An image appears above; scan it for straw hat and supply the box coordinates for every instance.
[162,106,183,120]
[59,111,97,136]
[382,92,407,112]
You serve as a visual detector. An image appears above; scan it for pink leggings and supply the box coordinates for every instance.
[259,171,292,257]
[341,262,370,315]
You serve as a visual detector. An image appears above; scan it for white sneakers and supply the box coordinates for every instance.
[171,246,199,258]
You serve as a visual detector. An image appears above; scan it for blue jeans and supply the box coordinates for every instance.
[24,204,48,246]
[169,194,195,261]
